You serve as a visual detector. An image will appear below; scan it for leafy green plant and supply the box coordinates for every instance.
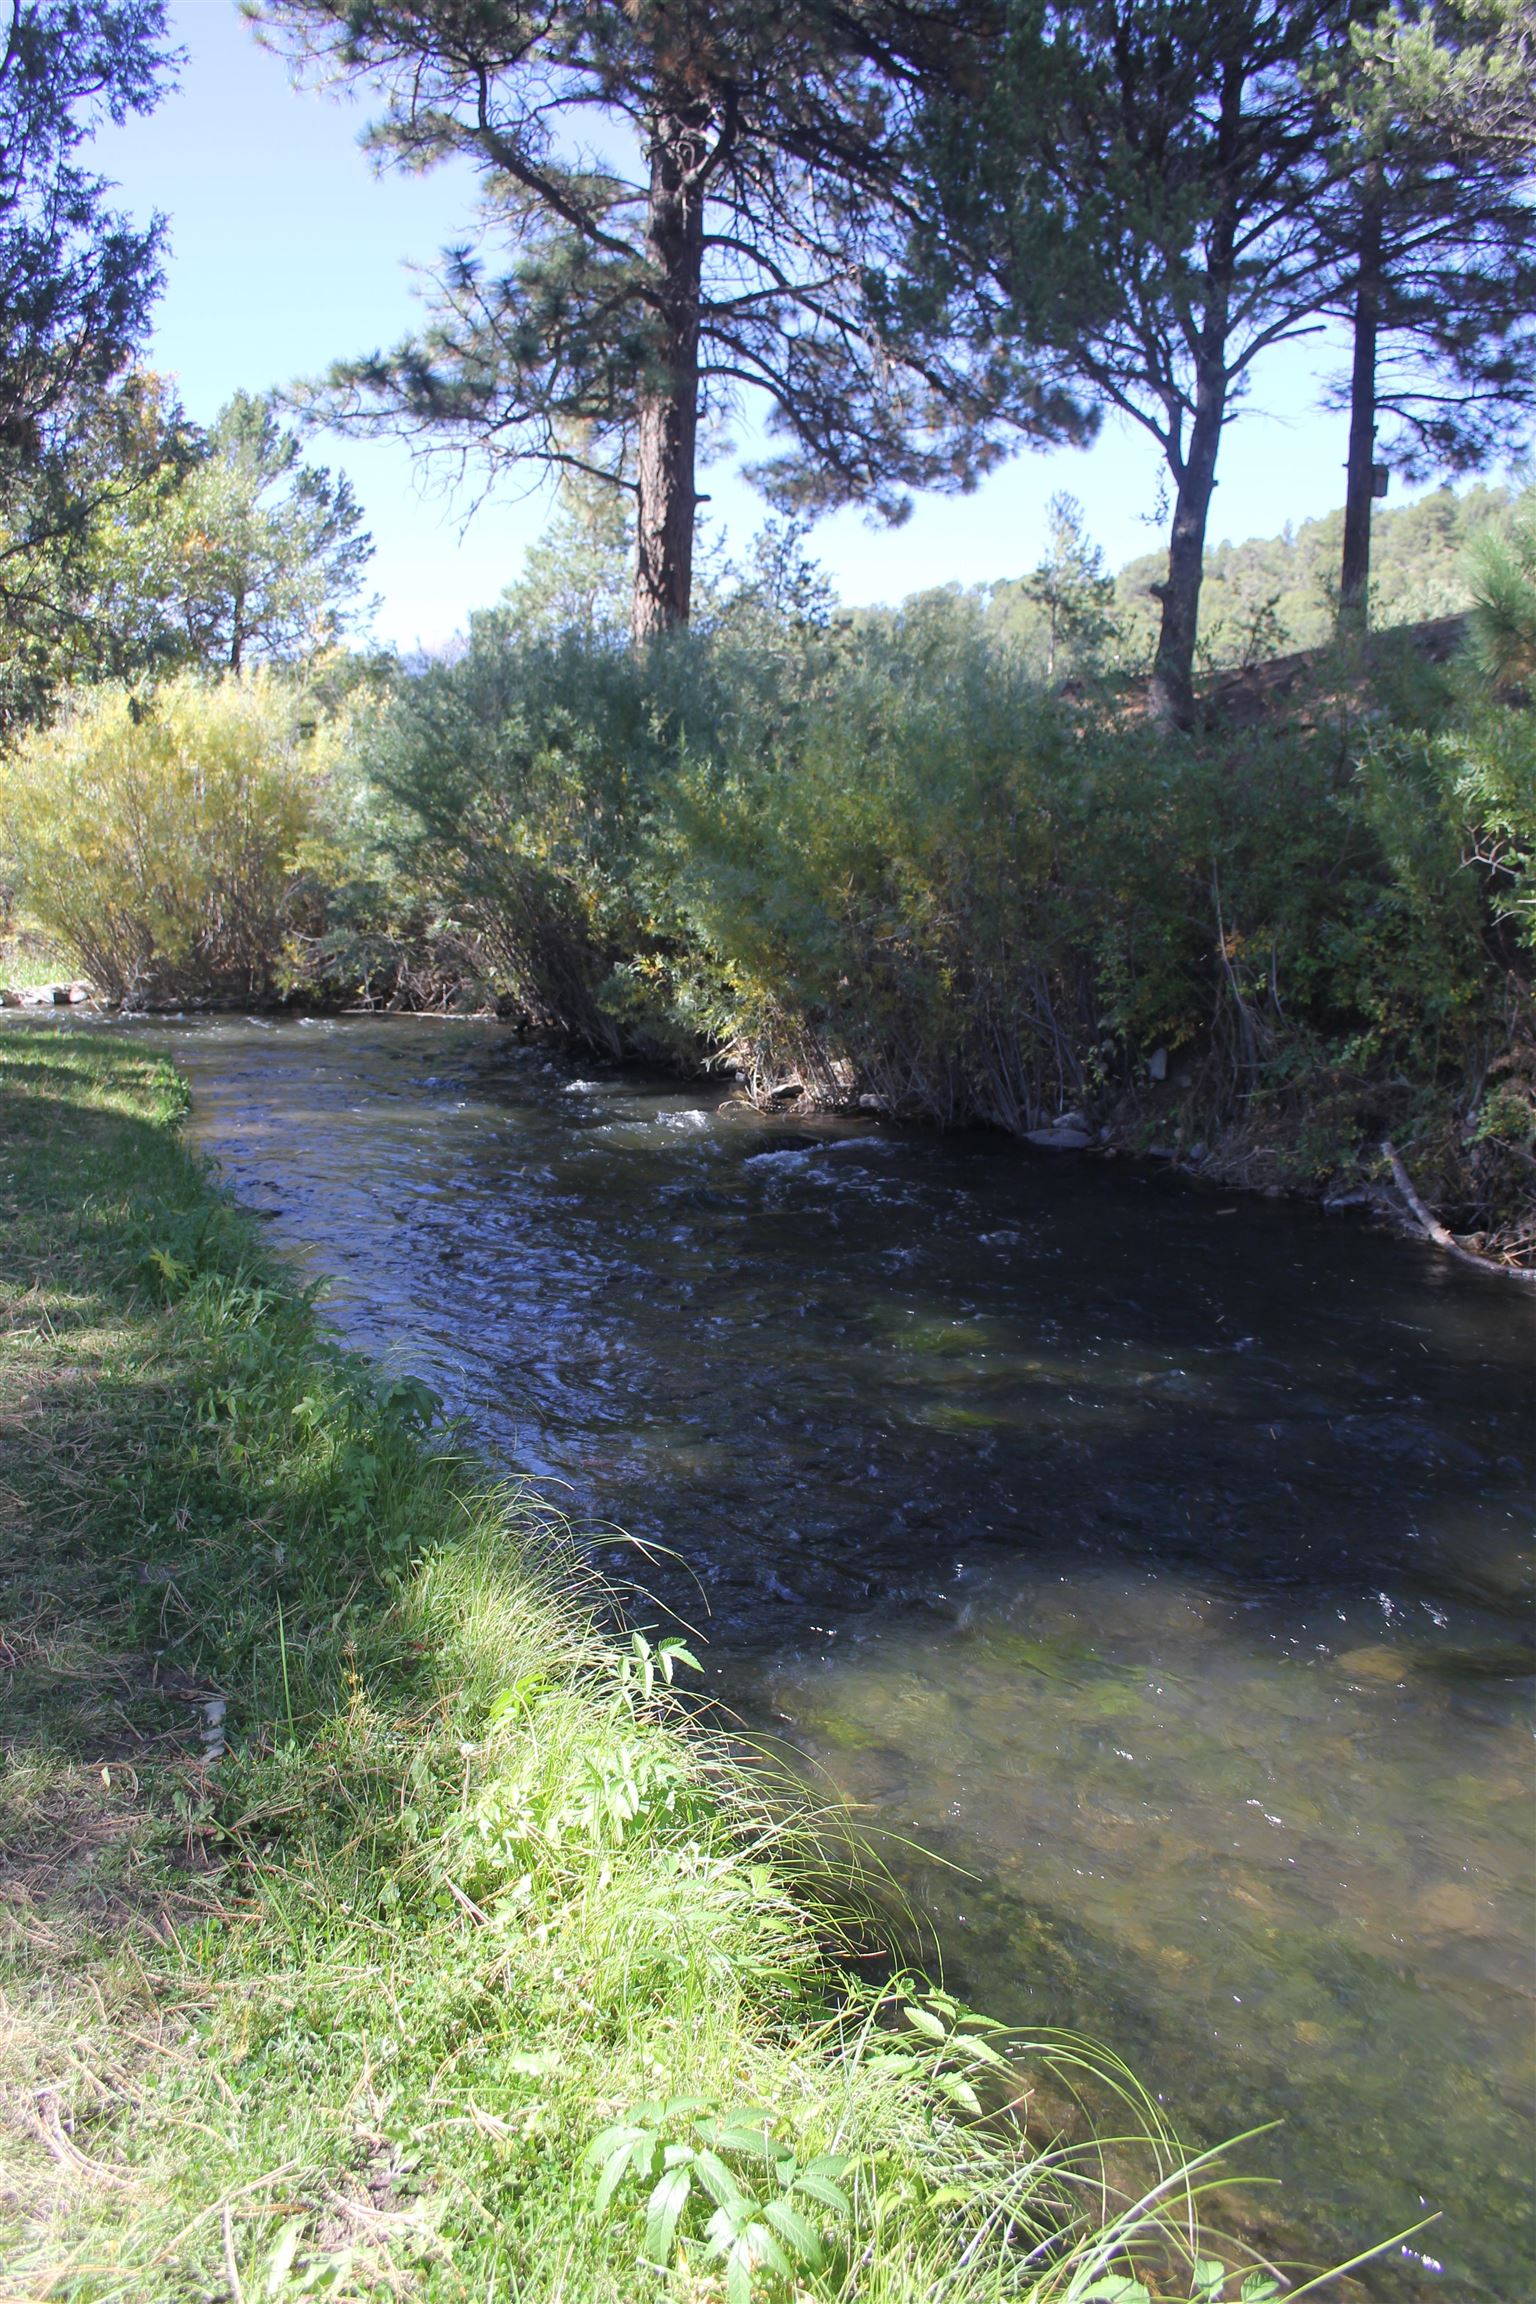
[617,1629,701,1705]
[560,1736,690,1846]
[585,2096,851,2301]
[862,1987,1013,2120]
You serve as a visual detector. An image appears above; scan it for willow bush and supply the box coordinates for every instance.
[361,619,675,1048]
[362,604,811,1055]
[2,669,340,1004]
[365,600,1524,1161]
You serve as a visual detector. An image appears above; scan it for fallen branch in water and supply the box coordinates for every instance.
[1381,1141,1536,1284]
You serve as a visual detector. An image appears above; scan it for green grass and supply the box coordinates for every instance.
[0,1029,1345,2304]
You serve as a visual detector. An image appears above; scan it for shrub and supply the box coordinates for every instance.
[363,621,667,1048]
[364,608,815,1054]
[362,607,1526,1152]
[2,669,337,1004]
[661,608,1103,1124]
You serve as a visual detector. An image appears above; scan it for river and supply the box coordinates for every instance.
[137,1016,1533,2299]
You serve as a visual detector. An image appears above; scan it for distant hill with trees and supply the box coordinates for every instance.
[969,478,1525,682]
[1113,478,1520,667]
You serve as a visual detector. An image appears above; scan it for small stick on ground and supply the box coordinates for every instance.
[222,2203,244,2304]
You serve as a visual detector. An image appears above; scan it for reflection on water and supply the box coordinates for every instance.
[122,1018,1533,2299]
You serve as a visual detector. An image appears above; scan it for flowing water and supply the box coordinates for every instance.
[101,1017,1536,2296]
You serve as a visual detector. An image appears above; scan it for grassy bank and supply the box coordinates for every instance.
[0,1029,1318,2304]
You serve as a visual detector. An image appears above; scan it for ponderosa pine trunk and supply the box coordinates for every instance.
[1149,359,1226,731]
[1338,166,1384,638]
[631,101,707,643]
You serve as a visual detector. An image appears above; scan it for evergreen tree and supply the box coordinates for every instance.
[0,0,177,702]
[1466,491,1536,687]
[499,475,632,646]
[1320,2,1535,631]
[891,0,1364,727]
[1021,490,1115,677]
[249,0,1087,642]
[1346,0,1534,160]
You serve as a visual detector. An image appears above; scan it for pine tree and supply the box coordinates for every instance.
[1022,491,1115,677]
[0,1,176,699]
[499,476,632,646]
[1320,3,1535,631]
[250,0,1088,641]
[1346,0,1534,161]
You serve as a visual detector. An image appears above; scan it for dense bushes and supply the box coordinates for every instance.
[0,662,456,1011]
[2,670,338,1004]
[359,621,680,1047]
[361,603,1531,1174]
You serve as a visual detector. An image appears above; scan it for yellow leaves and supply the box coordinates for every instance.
[2,669,337,998]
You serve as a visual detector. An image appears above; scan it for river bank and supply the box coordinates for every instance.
[3,941,1531,1289]
[1,1028,1307,2304]
[5,616,1532,1289]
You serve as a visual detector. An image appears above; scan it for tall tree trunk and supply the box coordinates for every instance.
[632,103,707,644]
[1149,362,1225,731]
[1338,165,1384,638]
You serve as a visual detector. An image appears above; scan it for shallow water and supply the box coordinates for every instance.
[90,1017,1536,2297]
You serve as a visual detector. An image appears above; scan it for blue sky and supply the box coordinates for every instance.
[96,0,1459,651]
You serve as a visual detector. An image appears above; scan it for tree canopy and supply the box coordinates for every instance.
[890,0,1377,725]
[1346,0,1535,161]
[149,391,376,672]
[0,0,172,447]
[0,381,376,722]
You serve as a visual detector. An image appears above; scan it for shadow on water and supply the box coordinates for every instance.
[42,1012,1530,2304]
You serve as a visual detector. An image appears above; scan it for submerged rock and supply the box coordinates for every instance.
[1025,1126,1093,1150]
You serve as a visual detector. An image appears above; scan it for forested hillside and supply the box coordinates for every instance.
[1113,480,1517,666]
[971,480,1522,682]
